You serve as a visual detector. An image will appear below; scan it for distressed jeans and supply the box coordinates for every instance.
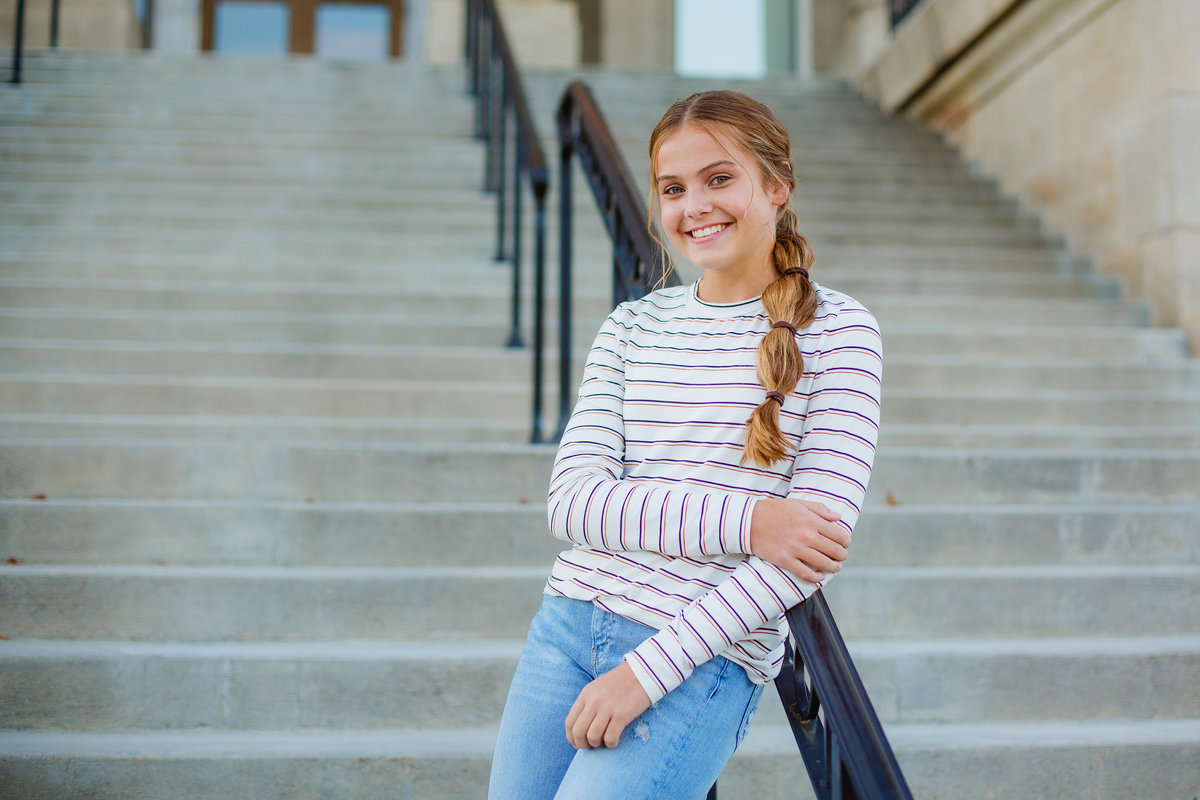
[487,595,763,800]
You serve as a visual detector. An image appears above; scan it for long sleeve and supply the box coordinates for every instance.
[547,306,759,559]
[624,306,883,702]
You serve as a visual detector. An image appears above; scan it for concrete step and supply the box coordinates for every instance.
[0,719,1196,800]
[2,499,1195,569]
[2,375,1197,426]
[0,194,1037,231]
[5,413,1200,450]
[6,342,1193,390]
[0,246,1097,280]
[0,174,1024,212]
[2,636,1196,731]
[0,161,1016,206]
[0,276,1138,323]
[1,441,1197,505]
[0,719,1197,800]
[1,563,1196,641]
[0,213,1054,247]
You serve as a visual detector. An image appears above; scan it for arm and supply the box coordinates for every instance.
[547,307,759,559]
[625,306,883,702]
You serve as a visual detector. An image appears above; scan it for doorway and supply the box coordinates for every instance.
[201,0,405,60]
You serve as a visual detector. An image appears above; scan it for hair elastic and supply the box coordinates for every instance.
[780,267,809,278]
[765,391,786,406]
[771,320,797,334]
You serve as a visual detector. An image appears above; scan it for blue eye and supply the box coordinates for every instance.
[711,174,732,186]
[662,185,683,196]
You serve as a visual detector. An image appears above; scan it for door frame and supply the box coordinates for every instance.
[201,0,405,59]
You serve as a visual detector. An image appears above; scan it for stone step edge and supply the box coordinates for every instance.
[2,720,1199,758]
[3,373,1198,399]
[4,496,1194,515]
[3,564,1198,580]
[3,634,1198,661]
[7,439,1200,460]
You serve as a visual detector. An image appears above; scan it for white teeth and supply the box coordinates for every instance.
[688,224,726,238]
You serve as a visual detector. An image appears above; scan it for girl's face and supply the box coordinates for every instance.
[654,123,788,295]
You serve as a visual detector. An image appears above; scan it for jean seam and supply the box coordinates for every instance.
[644,657,734,799]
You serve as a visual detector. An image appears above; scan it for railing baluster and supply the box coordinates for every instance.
[49,0,61,49]
[10,0,27,85]
[465,0,549,437]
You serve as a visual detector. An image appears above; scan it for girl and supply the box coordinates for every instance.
[488,90,882,800]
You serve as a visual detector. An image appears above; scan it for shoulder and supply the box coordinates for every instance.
[600,283,693,333]
[811,283,880,339]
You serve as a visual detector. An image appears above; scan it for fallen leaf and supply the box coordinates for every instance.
[30,493,48,501]
[884,492,900,506]
[4,557,19,566]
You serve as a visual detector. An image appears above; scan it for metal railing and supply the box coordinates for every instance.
[889,0,926,28]
[551,80,678,440]
[551,79,914,800]
[464,0,551,441]
[9,0,156,85]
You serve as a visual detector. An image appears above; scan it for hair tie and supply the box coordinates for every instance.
[771,320,797,334]
[765,391,786,406]
[780,267,808,279]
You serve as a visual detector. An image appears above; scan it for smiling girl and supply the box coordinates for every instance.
[487,90,883,800]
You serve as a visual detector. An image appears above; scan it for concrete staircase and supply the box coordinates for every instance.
[1,51,1198,800]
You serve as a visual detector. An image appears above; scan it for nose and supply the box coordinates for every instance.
[684,187,711,218]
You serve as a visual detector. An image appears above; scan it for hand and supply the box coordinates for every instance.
[565,662,653,749]
[749,498,849,582]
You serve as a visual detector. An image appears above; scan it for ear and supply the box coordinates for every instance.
[769,179,790,208]
[770,161,791,207]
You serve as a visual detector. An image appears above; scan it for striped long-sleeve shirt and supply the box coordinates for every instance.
[545,279,883,703]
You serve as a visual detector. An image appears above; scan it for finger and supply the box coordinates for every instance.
[790,560,828,584]
[810,534,850,563]
[815,521,852,550]
[565,700,584,748]
[808,501,841,521]
[586,714,609,749]
[604,721,624,749]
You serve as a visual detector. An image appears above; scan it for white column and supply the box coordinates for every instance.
[153,0,201,54]
[795,0,813,79]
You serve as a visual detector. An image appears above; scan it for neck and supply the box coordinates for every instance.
[696,265,776,304]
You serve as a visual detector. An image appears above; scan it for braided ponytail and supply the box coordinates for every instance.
[743,208,818,466]
[647,91,819,466]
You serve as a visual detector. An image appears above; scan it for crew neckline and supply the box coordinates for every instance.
[686,280,764,318]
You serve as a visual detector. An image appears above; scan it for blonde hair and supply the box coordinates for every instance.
[648,91,817,467]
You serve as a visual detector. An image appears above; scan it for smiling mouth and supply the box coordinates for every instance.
[687,223,729,239]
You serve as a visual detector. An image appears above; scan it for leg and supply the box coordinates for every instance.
[487,596,595,800]
[554,609,764,800]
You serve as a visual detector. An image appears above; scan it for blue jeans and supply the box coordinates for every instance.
[488,595,764,800]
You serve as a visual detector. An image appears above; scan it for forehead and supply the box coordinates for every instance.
[654,122,750,177]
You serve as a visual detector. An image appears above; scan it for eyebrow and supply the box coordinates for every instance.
[656,160,738,184]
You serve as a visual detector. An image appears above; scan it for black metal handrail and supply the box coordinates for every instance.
[463,0,551,441]
[552,80,677,440]
[552,79,913,800]
[889,0,927,28]
[9,0,155,85]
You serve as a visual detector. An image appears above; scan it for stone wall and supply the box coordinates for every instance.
[427,0,580,68]
[1,0,140,50]
[841,0,1200,350]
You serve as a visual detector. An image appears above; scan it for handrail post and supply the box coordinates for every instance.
[555,123,574,441]
[530,188,548,443]
[49,0,61,49]
[506,135,526,348]
[10,0,27,85]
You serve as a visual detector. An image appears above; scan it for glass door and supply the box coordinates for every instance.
[202,0,404,60]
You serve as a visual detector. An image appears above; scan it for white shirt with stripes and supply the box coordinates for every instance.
[545,279,883,703]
